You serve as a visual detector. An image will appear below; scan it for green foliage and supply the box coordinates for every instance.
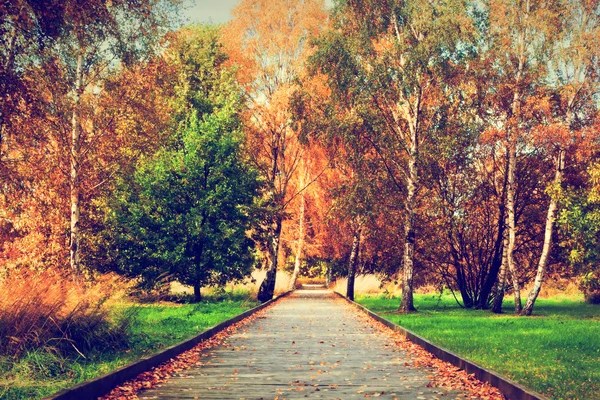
[358,294,600,400]
[581,272,600,304]
[104,108,259,292]
[168,24,238,128]
[98,25,261,294]
[0,298,256,400]
[558,163,600,302]
[284,257,328,279]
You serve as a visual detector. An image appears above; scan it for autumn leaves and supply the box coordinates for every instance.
[1,0,599,312]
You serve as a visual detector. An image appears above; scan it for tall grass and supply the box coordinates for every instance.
[1,289,258,399]
[0,269,131,358]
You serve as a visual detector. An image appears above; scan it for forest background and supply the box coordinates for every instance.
[0,0,599,397]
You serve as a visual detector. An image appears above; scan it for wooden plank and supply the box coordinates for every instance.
[139,290,467,400]
[46,292,291,400]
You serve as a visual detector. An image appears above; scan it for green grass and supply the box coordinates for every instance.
[356,294,600,400]
[0,295,258,400]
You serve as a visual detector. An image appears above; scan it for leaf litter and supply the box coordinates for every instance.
[103,295,505,400]
[101,301,278,400]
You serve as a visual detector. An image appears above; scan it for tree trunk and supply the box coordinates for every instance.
[258,262,277,302]
[70,51,84,273]
[504,6,529,313]
[257,217,282,302]
[506,137,521,313]
[521,150,563,316]
[476,211,506,309]
[450,238,473,308]
[289,191,306,291]
[193,282,202,303]
[399,119,418,313]
[346,226,361,301]
[477,161,508,310]
[491,234,509,313]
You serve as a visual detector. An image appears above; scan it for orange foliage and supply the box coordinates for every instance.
[0,56,175,272]
[223,0,327,90]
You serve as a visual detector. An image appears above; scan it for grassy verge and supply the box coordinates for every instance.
[0,294,258,400]
[356,294,600,400]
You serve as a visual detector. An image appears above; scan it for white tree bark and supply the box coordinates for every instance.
[70,51,84,273]
[400,103,419,313]
[492,234,509,313]
[505,139,522,313]
[522,150,564,315]
[289,190,306,290]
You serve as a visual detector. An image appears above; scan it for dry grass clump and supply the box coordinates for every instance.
[333,274,400,297]
[0,269,131,357]
[521,277,582,299]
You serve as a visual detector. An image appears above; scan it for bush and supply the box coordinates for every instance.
[580,272,600,304]
[0,269,132,358]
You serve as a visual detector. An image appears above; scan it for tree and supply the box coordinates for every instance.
[106,109,259,301]
[559,160,600,303]
[310,0,475,312]
[482,0,561,313]
[0,0,179,274]
[96,23,259,301]
[223,0,328,302]
[520,0,600,315]
[47,0,178,272]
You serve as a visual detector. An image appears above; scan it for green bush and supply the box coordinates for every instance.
[581,272,600,304]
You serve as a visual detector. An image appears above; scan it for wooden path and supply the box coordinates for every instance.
[139,290,467,399]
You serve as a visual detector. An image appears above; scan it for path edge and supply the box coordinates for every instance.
[46,291,292,400]
[334,292,550,400]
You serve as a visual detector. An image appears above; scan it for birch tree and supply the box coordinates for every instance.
[521,0,600,315]
[223,0,327,302]
[483,0,560,312]
[311,0,475,312]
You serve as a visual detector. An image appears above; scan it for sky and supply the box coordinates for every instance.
[181,0,334,25]
[181,0,240,25]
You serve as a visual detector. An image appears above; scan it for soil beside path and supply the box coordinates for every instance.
[137,290,471,400]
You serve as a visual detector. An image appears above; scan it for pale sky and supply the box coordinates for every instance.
[181,0,334,25]
[181,0,239,25]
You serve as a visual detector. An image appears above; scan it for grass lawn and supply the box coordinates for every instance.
[0,296,258,400]
[356,294,600,400]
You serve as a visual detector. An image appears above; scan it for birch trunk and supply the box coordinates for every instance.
[491,234,509,313]
[505,140,522,312]
[399,115,418,313]
[521,150,563,315]
[289,191,306,291]
[346,226,361,301]
[503,0,531,313]
[257,216,282,302]
[70,52,84,273]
